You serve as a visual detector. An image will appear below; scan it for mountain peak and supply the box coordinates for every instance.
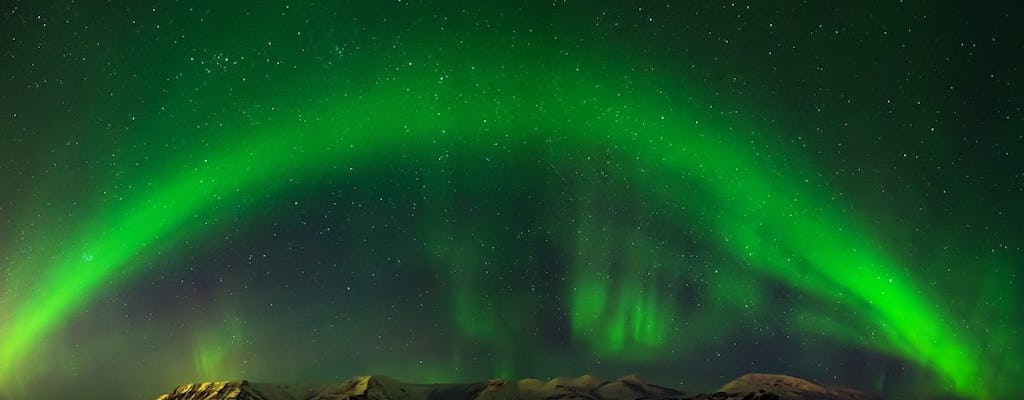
[718,373,882,400]
[154,380,260,400]
[616,373,644,384]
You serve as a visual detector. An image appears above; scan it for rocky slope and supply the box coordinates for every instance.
[151,373,879,400]
[714,374,881,400]
[154,380,307,400]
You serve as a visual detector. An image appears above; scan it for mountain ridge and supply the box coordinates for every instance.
[152,373,880,400]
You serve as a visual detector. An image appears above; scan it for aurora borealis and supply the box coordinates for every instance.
[1,2,1022,400]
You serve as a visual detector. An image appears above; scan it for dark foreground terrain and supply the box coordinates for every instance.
[153,373,881,400]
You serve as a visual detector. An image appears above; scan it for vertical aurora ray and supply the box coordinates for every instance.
[0,48,1014,400]
[567,195,677,358]
[192,311,245,380]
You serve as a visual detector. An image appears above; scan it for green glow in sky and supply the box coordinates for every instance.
[0,64,1001,398]
[0,3,1020,400]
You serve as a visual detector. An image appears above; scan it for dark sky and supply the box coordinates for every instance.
[1,2,1021,400]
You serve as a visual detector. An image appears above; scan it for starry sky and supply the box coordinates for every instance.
[1,2,1022,400]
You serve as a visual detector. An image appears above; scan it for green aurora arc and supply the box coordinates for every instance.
[1,4,1021,400]
[1,54,1014,399]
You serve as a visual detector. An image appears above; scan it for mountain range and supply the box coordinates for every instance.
[153,373,881,400]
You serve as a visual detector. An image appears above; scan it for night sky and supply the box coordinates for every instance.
[1,2,1022,400]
